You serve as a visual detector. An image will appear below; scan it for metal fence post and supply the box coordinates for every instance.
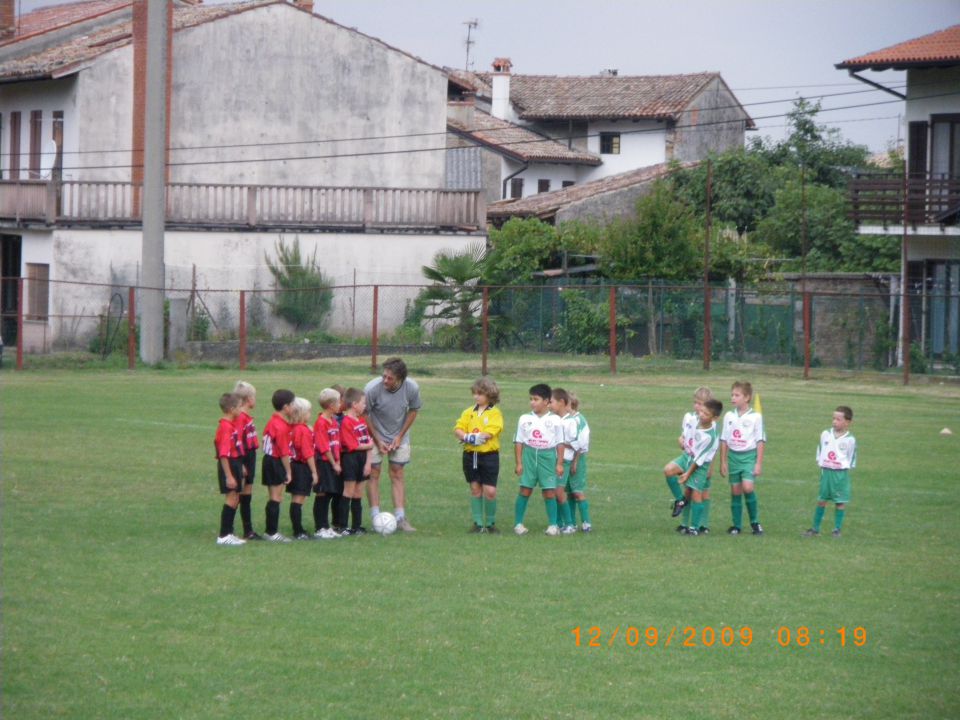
[370,285,379,374]
[239,290,247,370]
[16,277,24,370]
[128,286,136,370]
[803,291,811,380]
[609,285,617,374]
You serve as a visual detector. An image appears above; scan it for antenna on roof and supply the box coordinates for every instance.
[464,18,479,71]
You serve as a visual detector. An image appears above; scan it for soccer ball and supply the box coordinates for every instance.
[372,511,398,536]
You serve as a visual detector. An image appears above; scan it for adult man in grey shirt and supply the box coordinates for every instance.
[364,357,421,532]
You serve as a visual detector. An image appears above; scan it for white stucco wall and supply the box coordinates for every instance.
[0,76,78,180]
[503,157,579,198]
[580,120,666,181]
[905,66,960,170]
[168,4,448,188]
[75,47,134,183]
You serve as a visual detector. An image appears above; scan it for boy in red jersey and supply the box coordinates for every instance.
[214,392,245,546]
[312,388,343,539]
[233,381,262,541]
[288,397,319,540]
[338,387,374,535]
[261,388,295,543]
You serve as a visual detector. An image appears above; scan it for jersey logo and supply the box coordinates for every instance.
[828,451,837,461]
[532,429,543,439]
[732,429,742,439]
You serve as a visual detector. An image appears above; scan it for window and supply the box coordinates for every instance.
[9,111,20,179]
[29,110,42,178]
[537,179,551,193]
[562,180,575,188]
[25,262,49,321]
[600,132,620,155]
[509,177,524,199]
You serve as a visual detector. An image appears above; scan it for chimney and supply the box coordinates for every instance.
[491,57,512,120]
[0,0,15,40]
[292,0,314,12]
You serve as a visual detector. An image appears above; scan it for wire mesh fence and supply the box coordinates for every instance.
[1,275,957,379]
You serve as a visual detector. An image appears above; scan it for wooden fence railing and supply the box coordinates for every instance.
[849,172,960,225]
[0,180,486,230]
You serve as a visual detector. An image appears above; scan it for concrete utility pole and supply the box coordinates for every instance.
[140,0,168,364]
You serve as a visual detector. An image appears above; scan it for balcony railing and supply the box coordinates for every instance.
[0,180,486,231]
[848,172,960,226]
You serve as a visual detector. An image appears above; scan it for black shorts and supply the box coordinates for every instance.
[241,450,257,489]
[341,450,367,483]
[286,461,313,497]
[217,457,244,494]
[462,451,499,487]
[261,455,287,487]
[314,458,342,495]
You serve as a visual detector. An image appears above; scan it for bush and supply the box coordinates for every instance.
[265,237,334,331]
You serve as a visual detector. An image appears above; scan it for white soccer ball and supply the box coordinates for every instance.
[372,511,398,536]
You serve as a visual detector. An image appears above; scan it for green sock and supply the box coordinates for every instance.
[557,501,570,527]
[545,497,559,526]
[691,501,704,529]
[578,498,591,525]
[731,495,743,529]
[666,476,684,501]
[812,505,825,531]
[701,498,711,529]
[745,492,758,523]
[681,503,691,527]
[514,494,530,525]
[834,508,846,531]
[484,498,497,527]
[470,497,483,526]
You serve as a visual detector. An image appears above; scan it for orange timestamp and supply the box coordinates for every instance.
[571,625,867,649]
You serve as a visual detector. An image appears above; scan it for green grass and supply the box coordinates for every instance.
[2,355,959,719]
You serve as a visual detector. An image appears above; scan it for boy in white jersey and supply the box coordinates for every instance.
[664,387,713,527]
[514,383,566,536]
[720,381,765,535]
[549,388,577,534]
[566,392,593,532]
[678,398,723,536]
[804,406,856,538]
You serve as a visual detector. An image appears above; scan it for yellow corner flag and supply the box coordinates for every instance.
[753,392,762,414]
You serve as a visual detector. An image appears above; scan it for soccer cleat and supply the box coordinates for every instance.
[545,525,560,536]
[313,530,326,539]
[561,525,577,535]
[351,527,368,536]
[671,498,687,517]
[485,525,501,534]
[831,529,842,538]
[216,534,246,546]
[265,533,291,543]
[698,526,710,535]
[581,523,592,533]
[802,529,820,537]
[686,527,699,536]
[397,517,417,533]
[751,522,764,536]
[293,532,313,541]
[469,523,484,534]
[727,526,741,535]
[676,524,686,533]
[317,528,339,539]
[243,531,264,541]
[513,523,529,536]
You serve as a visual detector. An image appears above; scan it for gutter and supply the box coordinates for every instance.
[501,162,529,200]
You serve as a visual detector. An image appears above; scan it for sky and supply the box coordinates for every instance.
[18,0,960,153]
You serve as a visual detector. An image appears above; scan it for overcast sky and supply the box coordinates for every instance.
[19,0,960,152]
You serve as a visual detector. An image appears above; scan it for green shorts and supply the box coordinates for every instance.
[685,464,712,493]
[564,455,588,494]
[727,450,757,485]
[671,454,694,473]
[817,469,851,504]
[519,445,559,490]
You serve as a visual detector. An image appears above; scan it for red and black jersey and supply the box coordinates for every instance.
[340,414,371,453]
[214,418,242,459]
[290,423,315,463]
[235,411,259,453]
[313,414,341,463]
[262,412,292,458]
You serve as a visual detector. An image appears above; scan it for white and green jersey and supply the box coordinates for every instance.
[817,429,857,470]
[690,423,720,469]
[721,408,765,453]
[681,411,699,457]
[515,410,563,450]
[559,412,591,461]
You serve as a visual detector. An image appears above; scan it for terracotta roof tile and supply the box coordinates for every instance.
[447,108,600,165]
[836,23,960,69]
[6,0,130,40]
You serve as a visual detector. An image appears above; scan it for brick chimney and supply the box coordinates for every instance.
[0,0,16,40]
[292,0,314,12]
[491,57,512,120]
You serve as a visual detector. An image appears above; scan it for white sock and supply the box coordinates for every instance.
[395,508,405,520]
[371,506,380,518]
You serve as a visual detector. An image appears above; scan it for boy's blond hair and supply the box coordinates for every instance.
[693,386,713,402]
[318,387,341,410]
[471,376,500,405]
[291,397,312,424]
[731,380,753,399]
[569,391,580,411]
[233,380,256,401]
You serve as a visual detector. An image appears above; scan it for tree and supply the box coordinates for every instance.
[419,241,487,351]
[483,218,562,286]
[264,237,333,331]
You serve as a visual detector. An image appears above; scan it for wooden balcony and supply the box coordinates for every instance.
[0,180,486,232]
[848,172,960,226]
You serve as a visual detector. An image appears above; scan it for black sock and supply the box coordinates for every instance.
[351,497,363,530]
[335,495,349,529]
[265,500,280,535]
[290,503,304,536]
[312,494,324,532]
[318,494,331,530]
[219,504,237,537]
[239,494,253,535]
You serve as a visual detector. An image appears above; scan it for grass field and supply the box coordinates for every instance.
[3,354,959,719]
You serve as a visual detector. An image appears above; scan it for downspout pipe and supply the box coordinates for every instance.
[502,162,530,199]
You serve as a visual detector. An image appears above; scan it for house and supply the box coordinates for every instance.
[837,23,960,363]
[0,0,484,351]
[445,59,753,213]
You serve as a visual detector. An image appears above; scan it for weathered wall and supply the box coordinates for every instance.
[671,77,748,162]
[75,46,134,183]
[554,175,659,225]
[0,75,79,180]
[169,4,448,188]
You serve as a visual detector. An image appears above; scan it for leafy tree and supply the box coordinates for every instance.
[419,241,487,351]
[484,218,562,286]
[265,237,333,331]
